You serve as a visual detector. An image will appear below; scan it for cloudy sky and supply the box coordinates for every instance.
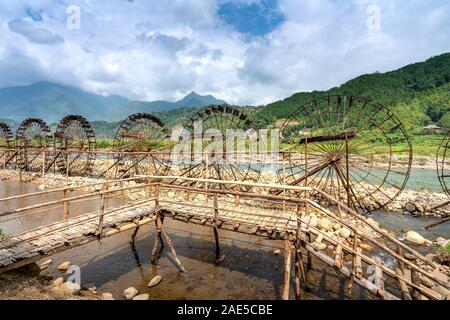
[0,0,449,105]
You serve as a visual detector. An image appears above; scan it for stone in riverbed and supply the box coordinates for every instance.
[318,217,332,231]
[101,293,115,300]
[39,259,53,270]
[123,287,139,300]
[273,249,281,255]
[148,275,162,288]
[405,202,416,213]
[60,282,81,295]
[435,237,448,246]
[338,227,351,239]
[57,261,71,271]
[52,277,64,287]
[405,231,426,245]
[133,294,150,300]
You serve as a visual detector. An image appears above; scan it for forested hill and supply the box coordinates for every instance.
[254,53,450,128]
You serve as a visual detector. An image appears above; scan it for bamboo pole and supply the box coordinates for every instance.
[213,194,221,261]
[97,192,106,243]
[282,240,292,300]
[63,188,69,220]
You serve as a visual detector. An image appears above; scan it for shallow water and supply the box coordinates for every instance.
[0,180,449,300]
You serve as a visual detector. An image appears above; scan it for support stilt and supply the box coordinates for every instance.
[151,217,163,263]
[161,225,185,272]
[282,240,292,300]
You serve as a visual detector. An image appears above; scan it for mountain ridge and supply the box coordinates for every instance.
[0,81,227,123]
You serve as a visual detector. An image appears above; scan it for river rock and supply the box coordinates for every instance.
[405,231,426,245]
[273,249,281,255]
[39,259,53,270]
[52,277,64,287]
[123,287,139,300]
[339,227,351,239]
[60,282,81,295]
[318,217,332,231]
[309,216,318,228]
[360,243,373,252]
[57,261,71,271]
[148,275,162,288]
[405,202,416,213]
[133,294,150,300]
[313,242,327,251]
[101,293,115,300]
[435,237,448,246]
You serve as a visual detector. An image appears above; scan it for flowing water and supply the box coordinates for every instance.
[0,175,449,300]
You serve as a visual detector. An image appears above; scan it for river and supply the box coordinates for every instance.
[0,176,449,300]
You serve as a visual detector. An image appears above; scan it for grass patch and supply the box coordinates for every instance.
[437,242,450,256]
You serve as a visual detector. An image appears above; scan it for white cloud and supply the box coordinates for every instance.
[0,0,449,106]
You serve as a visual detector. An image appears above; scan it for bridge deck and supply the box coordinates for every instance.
[0,202,157,272]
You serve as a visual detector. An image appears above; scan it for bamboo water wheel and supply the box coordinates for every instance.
[54,115,97,176]
[277,95,412,214]
[178,105,262,191]
[16,118,53,172]
[0,122,14,168]
[112,113,171,179]
[437,130,450,198]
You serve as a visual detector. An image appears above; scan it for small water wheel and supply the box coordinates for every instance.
[112,113,171,179]
[54,115,97,176]
[277,95,412,214]
[16,118,53,172]
[178,105,261,190]
[0,122,14,168]
[437,130,450,198]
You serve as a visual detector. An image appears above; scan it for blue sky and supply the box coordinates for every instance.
[0,0,449,105]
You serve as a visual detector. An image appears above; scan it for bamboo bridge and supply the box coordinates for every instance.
[1,175,449,300]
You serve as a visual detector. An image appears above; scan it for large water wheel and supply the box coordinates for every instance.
[54,115,96,176]
[0,122,14,169]
[112,113,171,179]
[177,105,262,190]
[437,130,450,198]
[16,118,53,172]
[277,95,412,214]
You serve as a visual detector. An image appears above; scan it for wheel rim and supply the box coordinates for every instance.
[179,105,261,191]
[16,118,53,172]
[437,130,450,198]
[54,115,96,176]
[113,113,171,178]
[278,95,412,213]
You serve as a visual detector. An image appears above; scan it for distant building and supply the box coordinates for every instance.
[422,124,445,134]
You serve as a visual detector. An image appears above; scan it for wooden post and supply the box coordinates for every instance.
[282,240,292,300]
[66,151,69,184]
[42,150,45,177]
[97,192,106,243]
[397,245,405,274]
[63,188,69,220]
[151,184,164,264]
[213,194,222,262]
[395,268,412,300]
[160,224,185,272]
[374,256,385,298]
[411,269,421,300]
[120,180,125,204]
[235,184,241,205]
[147,178,152,198]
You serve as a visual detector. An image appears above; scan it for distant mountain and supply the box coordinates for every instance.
[111,91,226,121]
[0,81,227,124]
[0,81,130,123]
[255,52,450,127]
